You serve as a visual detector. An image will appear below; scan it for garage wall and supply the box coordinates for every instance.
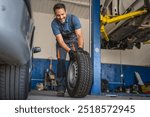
[31,58,150,90]
[101,44,150,66]
[32,12,56,59]
[32,12,90,60]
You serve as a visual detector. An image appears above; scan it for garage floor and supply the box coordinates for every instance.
[27,90,150,100]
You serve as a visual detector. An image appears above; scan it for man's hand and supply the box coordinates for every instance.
[69,50,76,60]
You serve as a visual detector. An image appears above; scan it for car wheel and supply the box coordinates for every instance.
[0,63,30,100]
[67,51,93,98]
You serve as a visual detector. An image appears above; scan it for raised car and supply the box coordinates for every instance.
[101,0,150,49]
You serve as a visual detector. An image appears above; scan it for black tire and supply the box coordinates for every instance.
[67,51,93,98]
[0,64,30,100]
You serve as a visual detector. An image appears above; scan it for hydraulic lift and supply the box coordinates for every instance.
[100,9,148,42]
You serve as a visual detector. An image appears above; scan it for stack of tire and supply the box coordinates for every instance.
[67,50,93,98]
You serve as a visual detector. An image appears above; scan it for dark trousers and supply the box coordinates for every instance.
[56,41,78,92]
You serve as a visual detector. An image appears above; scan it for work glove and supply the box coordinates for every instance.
[78,47,84,52]
[69,50,76,60]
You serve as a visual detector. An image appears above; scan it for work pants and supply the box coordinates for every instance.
[56,41,78,92]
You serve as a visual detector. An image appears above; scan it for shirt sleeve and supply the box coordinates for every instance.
[72,15,81,30]
[51,20,61,36]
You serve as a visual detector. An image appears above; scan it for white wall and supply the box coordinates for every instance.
[101,44,150,66]
[32,12,90,60]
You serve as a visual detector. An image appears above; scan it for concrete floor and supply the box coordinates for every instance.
[27,90,150,100]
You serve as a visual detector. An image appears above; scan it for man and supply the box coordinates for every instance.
[51,3,84,97]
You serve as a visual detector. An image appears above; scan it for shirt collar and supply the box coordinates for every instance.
[65,14,69,23]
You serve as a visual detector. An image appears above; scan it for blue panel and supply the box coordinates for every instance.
[31,58,68,89]
[91,0,101,95]
[31,59,150,94]
[123,65,150,86]
[101,64,150,91]
[31,58,58,89]
[102,64,125,91]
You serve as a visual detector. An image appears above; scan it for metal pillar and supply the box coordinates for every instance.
[91,0,101,95]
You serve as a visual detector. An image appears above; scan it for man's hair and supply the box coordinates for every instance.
[53,3,66,13]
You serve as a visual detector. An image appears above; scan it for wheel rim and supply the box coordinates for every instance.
[67,61,78,90]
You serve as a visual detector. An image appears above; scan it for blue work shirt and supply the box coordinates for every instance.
[51,14,81,43]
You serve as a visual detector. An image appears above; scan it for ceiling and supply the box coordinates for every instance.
[30,0,90,19]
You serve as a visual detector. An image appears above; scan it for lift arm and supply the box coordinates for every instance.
[100,9,147,41]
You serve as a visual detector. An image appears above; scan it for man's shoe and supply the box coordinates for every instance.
[57,91,64,97]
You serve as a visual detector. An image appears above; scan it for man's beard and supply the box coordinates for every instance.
[60,19,65,23]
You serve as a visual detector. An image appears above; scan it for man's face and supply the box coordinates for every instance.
[55,8,67,23]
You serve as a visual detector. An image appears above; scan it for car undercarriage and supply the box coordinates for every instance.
[101,0,150,49]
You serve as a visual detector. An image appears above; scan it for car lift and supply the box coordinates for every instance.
[100,9,148,42]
